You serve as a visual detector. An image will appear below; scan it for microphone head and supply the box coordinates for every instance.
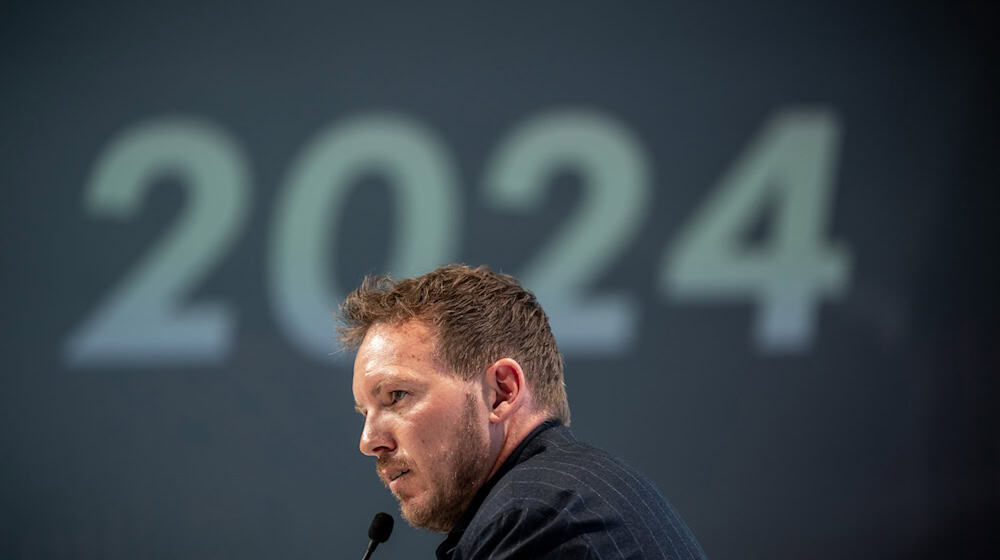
[368,512,394,543]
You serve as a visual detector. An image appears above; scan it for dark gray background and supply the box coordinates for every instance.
[2,1,997,558]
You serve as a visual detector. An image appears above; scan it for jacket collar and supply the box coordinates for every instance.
[435,418,562,558]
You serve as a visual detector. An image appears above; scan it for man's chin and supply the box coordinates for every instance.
[398,496,455,534]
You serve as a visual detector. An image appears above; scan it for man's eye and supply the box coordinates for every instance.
[388,390,408,404]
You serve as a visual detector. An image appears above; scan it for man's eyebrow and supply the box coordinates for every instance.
[354,374,421,415]
[371,378,386,398]
[353,378,389,416]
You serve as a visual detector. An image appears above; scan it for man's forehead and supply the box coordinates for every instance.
[368,317,434,339]
[353,320,442,390]
[358,320,438,361]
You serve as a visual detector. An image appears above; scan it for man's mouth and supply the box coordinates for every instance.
[389,469,410,482]
[377,458,411,489]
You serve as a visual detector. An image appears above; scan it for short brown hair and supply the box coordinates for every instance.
[338,264,570,424]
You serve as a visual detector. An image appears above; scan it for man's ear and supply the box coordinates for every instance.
[485,358,526,423]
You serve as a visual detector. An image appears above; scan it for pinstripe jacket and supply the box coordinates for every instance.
[436,421,706,559]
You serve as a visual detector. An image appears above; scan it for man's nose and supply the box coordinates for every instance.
[359,413,395,457]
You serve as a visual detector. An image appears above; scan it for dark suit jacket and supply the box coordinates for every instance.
[436,421,707,559]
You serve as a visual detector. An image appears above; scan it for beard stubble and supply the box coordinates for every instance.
[380,393,492,533]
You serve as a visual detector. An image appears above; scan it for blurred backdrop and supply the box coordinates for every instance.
[2,1,997,558]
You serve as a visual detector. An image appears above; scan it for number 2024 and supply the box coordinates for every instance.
[64,108,852,368]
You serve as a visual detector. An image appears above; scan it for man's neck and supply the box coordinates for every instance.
[486,410,551,481]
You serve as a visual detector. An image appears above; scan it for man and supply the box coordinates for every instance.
[342,264,706,559]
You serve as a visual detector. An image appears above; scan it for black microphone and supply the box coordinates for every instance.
[362,512,394,560]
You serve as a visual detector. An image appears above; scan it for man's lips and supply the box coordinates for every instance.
[388,468,410,482]
[384,468,411,493]
[378,463,411,487]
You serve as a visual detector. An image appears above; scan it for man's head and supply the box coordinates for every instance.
[339,264,570,424]
[340,264,570,531]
